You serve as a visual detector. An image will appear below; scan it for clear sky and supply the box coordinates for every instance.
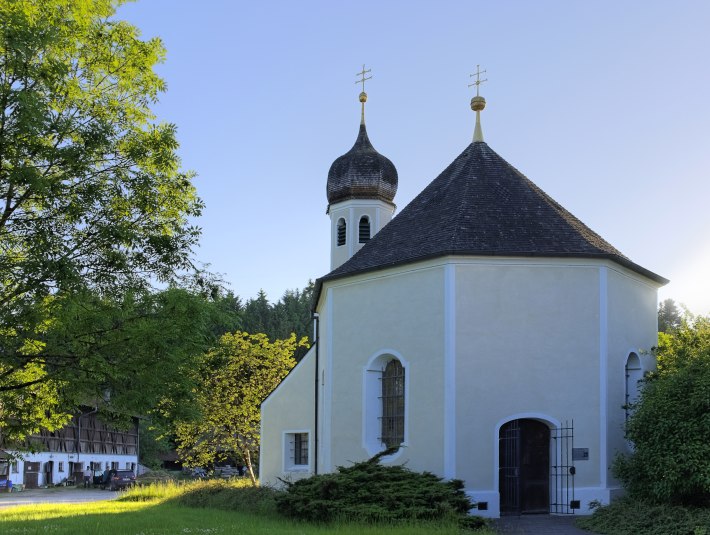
[118,0,710,315]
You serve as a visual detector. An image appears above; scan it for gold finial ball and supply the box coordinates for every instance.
[359,91,368,103]
[471,95,486,112]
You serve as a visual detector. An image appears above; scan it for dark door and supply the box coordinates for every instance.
[24,461,40,489]
[45,461,54,485]
[499,419,550,514]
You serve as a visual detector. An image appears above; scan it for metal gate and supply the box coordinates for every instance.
[499,419,550,514]
[499,419,521,514]
[550,420,576,514]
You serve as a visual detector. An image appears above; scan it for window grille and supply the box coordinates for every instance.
[359,217,370,243]
[292,433,309,466]
[380,360,405,448]
[337,219,346,246]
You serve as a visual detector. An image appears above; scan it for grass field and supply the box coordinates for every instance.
[0,481,496,534]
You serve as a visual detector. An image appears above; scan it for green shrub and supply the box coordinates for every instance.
[175,479,279,515]
[577,497,710,535]
[120,479,279,516]
[275,450,477,527]
[614,316,710,506]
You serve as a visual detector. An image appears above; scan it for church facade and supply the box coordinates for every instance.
[260,81,666,518]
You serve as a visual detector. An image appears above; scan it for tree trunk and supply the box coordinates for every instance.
[243,448,257,486]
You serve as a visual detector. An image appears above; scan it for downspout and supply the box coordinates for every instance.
[313,312,319,475]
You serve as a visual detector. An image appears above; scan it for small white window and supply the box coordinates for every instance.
[284,431,310,471]
[11,461,18,473]
[111,462,119,470]
[58,462,64,472]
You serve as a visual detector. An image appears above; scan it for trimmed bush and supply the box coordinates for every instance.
[275,451,476,526]
[577,497,710,535]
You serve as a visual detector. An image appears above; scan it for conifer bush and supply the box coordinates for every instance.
[275,450,478,527]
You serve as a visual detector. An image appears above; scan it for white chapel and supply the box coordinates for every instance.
[260,71,667,518]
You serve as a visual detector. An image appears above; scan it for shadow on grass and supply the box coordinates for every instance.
[0,489,474,535]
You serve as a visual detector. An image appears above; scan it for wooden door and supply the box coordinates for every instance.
[24,462,40,489]
[499,419,550,514]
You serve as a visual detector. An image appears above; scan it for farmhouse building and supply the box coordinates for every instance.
[1,411,138,489]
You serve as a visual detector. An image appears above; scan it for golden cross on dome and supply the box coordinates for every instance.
[468,65,487,96]
[355,64,372,92]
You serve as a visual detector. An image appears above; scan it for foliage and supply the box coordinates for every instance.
[577,496,710,535]
[122,479,273,512]
[241,283,315,360]
[175,331,307,484]
[136,420,173,469]
[614,315,710,506]
[0,0,202,438]
[658,298,683,333]
[0,287,218,445]
[275,451,477,527]
[134,468,178,487]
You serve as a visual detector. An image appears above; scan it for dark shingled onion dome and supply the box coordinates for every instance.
[326,123,398,208]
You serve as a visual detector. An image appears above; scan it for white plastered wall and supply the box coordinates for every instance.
[328,199,395,270]
[260,346,315,487]
[318,261,447,475]
[605,265,660,492]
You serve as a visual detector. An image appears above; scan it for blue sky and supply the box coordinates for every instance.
[118,0,710,315]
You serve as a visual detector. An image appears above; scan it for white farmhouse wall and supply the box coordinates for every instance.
[6,451,137,487]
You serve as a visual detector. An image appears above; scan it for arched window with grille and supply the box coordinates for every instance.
[625,352,643,419]
[359,216,371,243]
[336,218,346,246]
[380,359,405,448]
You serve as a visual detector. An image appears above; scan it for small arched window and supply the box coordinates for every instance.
[380,359,405,448]
[625,353,643,419]
[359,216,371,243]
[336,218,346,246]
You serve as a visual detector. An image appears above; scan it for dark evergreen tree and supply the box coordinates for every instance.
[658,298,682,333]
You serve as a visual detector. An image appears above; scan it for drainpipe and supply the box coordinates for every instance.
[313,312,319,475]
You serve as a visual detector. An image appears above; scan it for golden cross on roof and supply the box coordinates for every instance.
[355,64,372,92]
[468,64,487,96]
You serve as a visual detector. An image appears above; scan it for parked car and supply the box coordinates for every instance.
[101,470,136,491]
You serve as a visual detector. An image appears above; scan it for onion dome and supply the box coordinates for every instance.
[326,89,398,207]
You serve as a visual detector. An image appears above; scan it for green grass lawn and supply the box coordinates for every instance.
[0,492,494,534]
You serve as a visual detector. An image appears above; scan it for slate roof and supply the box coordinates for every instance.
[326,123,398,206]
[318,141,667,288]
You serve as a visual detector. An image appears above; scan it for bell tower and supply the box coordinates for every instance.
[326,66,398,270]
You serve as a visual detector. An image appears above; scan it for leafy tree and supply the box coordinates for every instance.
[0,287,217,445]
[657,298,682,333]
[614,314,710,505]
[175,331,307,485]
[0,0,201,435]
